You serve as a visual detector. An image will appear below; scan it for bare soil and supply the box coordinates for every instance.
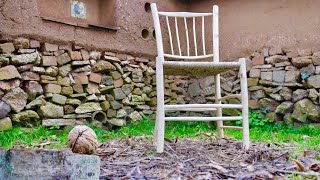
[97,137,320,180]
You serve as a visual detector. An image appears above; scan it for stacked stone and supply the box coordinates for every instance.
[247,47,320,127]
[0,38,156,130]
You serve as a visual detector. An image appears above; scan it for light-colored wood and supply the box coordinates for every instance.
[221,126,243,130]
[218,94,242,101]
[184,17,190,56]
[164,104,242,109]
[213,5,219,63]
[151,4,164,56]
[166,16,174,55]
[158,12,213,17]
[165,116,243,121]
[165,107,217,112]
[155,57,165,153]
[202,16,206,55]
[175,17,182,56]
[193,17,198,56]
[164,54,213,60]
[164,53,213,60]
[239,58,250,150]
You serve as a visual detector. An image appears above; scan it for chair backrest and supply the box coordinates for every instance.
[151,3,219,62]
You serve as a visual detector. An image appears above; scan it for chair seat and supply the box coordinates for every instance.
[163,61,241,76]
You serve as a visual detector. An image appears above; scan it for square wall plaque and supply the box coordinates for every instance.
[71,1,86,19]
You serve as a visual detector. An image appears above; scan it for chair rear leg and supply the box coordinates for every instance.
[239,58,250,149]
[214,74,224,138]
[155,58,165,153]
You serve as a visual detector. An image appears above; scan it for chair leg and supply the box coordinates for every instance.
[214,74,224,138]
[155,58,165,153]
[239,58,250,150]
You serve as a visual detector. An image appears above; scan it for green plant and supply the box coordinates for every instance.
[235,111,274,128]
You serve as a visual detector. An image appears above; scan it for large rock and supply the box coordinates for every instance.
[75,102,102,114]
[25,96,46,109]
[188,81,201,97]
[0,55,9,66]
[58,64,72,77]
[51,94,67,105]
[11,52,40,65]
[2,87,28,113]
[109,100,121,109]
[112,88,126,100]
[279,87,292,101]
[292,89,308,102]
[42,119,77,127]
[265,55,288,64]
[300,64,315,80]
[127,111,142,121]
[24,81,43,100]
[108,118,126,127]
[292,56,313,68]
[92,60,116,72]
[257,98,280,111]
[275,102,294,114]
[45,84,62,94]
[292,99,319,122]
[272,70,285,83]
[0,65,21,80]
[0,148,100,179]
[0,117,12,131]
[0,100,11,119]
[307,75,320,88]
[38,102,64,118]
[0,43,15,54]
[13,38,29,49]
[12,110,40,126]
[57,53,71,66]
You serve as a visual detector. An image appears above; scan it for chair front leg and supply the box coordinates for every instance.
[214,74,224,138]
[155,57,165,153]
[239,58,250,150]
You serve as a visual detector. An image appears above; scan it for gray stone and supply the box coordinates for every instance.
[292,56,313,68]
[265,55,288,64]
[308,89,319,103]
[259,80,303,87]
[75,102,102,114]
[0,100,11,119]
[100,86,115,94]
[269,93,283,101]
[57,53,71,66]
[92,60,116,72]
[2,87,28,113]
[51,94,67,105]
[59,64,72,77]
[101,75,114,85]
[249,68,261,78]
[13,38,29,49]
[26,97,46,109]
[73,65,91,73]
[258,98,280,111]
[251,90,266,100]
[275,102,294,114]
[272,70,286,83]
[300,64,315,80]
[188,81,201,97]
[274,61,291,67]
[307,75,320,88]
[292,99,319,122]
[71,60,90,66]
[45,66,59,76]
[112,88,126,100]
[104,55,121,62]
[0,148,100,179]
[42,119,77,127]
[279,87,292,101]
[0,55,9,66]
[109,100,122,110]
[11,52,40,65]
[66,98,82,106]
[0,117,12,131]
[316,66,320,74]
[292,89,308,102]
[199,76,215,89]
[0,65,21,80]
[110,71,122,80]
[260,71,272,81]
[38,102,64,118]
[86,94,98,102]
[0,43,15,54]
[285,70,299,83]
[127,111,142,121]
[116,109,127,118]
[24,81,43,100]
[32,66,46,74]
[283,113,294,126]
[108,118,126,127]
[11,110,40,126]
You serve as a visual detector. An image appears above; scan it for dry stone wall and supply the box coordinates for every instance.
[247,47,320,128]
[0,37,319,130]
[0,38,157,130]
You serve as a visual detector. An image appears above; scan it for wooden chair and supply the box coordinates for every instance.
[151,3,249,153]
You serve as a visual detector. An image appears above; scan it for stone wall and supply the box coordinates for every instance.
[0,37,157,130]
[247,47,320,127]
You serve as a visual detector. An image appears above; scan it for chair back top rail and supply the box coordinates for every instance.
[151,3,219,61]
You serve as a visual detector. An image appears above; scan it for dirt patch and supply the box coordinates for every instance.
[97,137,320,179]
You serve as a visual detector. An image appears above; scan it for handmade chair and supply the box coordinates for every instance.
[151,3,249,153]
